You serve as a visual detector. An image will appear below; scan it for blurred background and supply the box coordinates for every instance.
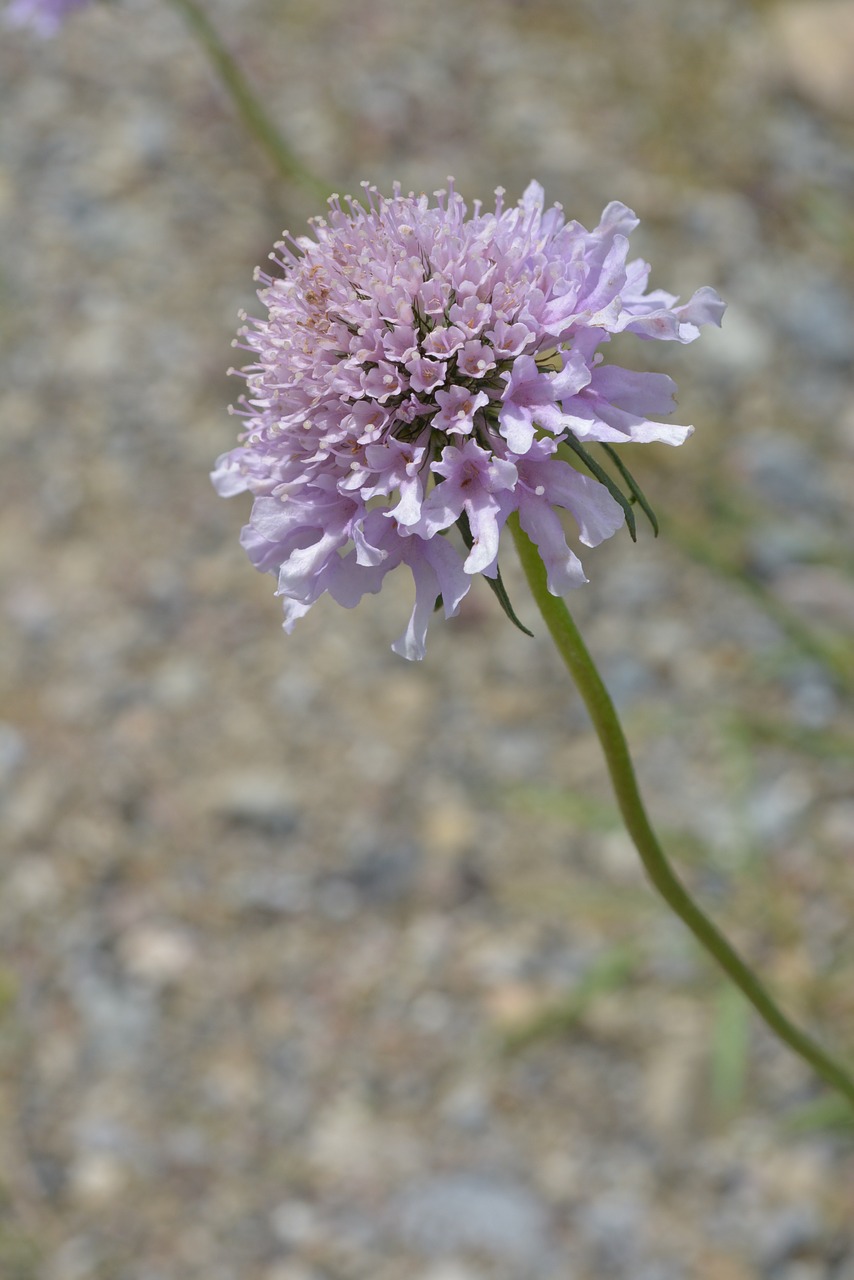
[1,0,854,1276]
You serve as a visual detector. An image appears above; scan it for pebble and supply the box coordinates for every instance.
[392,1173,552,1266]
[0,721,26,786]
[69,1152,127,1207]
[46,1238,98,1280]
[576,1190,651,1275]
[269,1200,321,1249]
[416,1266,486,1280]
[757,1206,822,1270]
[119,922,197,985]
[786,664,838,729]
[69,964,156,1064]
[746,771,812,845]
[210,771,300,837]
[227,867,311,916]
[438,1080,492,1132]
[4,853,61,911]
[345,840,421,904]
[264,1266,319,1280]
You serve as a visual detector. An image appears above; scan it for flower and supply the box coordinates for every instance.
[5,0,89,35]
[214,181,724,659]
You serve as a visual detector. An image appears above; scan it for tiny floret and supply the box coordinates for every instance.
[214,181,724,658]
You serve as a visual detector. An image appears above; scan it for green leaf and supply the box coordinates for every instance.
[456,512,534,637]
[502,784,620,831]
[562,435,637,541]
[599,444,659,535]
[500,944,638,1055]
[781,1093,854,1135]
[710,982,750,1118]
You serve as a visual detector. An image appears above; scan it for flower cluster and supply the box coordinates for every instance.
[214,181,723,658]
[5,0,89,35]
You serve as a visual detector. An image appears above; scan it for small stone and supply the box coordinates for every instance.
[421,797,477,858]
[746,771,812,845]
[757,1206,820,1270]
[787,664,838,730]
[409,990,453,1033]
[5,855,60,911]
[69,1152,126,1206]
[818,799,854,852]
[0,770,61,841]
[316,878,360,920]
[346,841,420,904]
[151,658,204,708]
[774,1267,826,1280]
[776,566,854,628]
[228,868,310,916]
[309,1095,379,1182]
[439,1080,491,1132]
[416,1265,486,1280]
[577,1191,650,1273]
[269,1199,320,1248]
[484,981,542,1031]
[46,1238,98,1280]
[0,722,26,786]
[210,771,299,837]
[119,923,196,985]
[264,1265,318,1280]
[393,1173,551,1265]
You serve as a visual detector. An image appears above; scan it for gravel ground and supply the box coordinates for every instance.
[2,1,854,1278]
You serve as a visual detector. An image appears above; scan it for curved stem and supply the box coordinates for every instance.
[165,0,328,199]
[509,513,854,1110]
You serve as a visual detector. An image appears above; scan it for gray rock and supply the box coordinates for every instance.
[576,1190,650,1275]
[345,841,421,904]
[46,1237,98,1280]
[746,771,812,845]
[757,1205,821,1270]
[392,1173,552,1267]
[0,721,26,787]
[786,662,839,728]
[227,868,311,916]
[211,771,300,838]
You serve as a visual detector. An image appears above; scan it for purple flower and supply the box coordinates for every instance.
[215,180,724,659]
[5,0,89,35]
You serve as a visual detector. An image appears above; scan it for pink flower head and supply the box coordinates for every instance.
[5,0,88,34]
[215,180,724,659]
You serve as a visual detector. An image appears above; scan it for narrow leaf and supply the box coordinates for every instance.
[710,982,750,1118]
[562,435,637,541]
[501,945,638,1055]
[483,568,536,637]
[599,444,659,536]
[782,1094,854,1135]
[456,512,534,637]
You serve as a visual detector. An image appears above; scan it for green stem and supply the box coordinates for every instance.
[509,512,854,1111]
[165,0,328,199]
